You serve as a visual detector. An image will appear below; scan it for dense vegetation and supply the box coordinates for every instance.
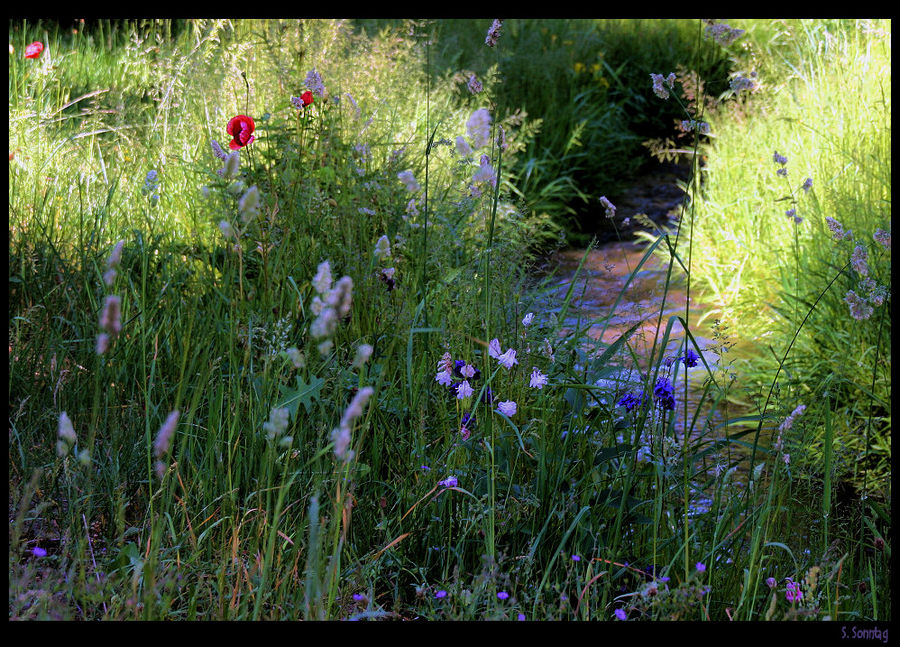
[9,18,890,622]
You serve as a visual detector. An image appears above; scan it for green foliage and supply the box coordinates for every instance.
[8,18,889,622]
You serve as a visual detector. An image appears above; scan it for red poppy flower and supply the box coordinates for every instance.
[301,91,313,106]
[25,41,44,59]
[226,115,255,150]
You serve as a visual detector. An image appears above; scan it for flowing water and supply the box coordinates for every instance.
[533,162,766,516]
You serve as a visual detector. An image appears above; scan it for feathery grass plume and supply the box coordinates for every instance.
[220,150,240,179]
[103,239,125,286]
[374,235,392,263]
[352,344,373,369]
[466,108,492,149]
[238,185,260,222]
[57,411,77,457]
[778,404,806,433]
[153,410,180,479]
[286,347,305,369]
[263,407,290,443]
[340,386,374,430]
[397,170,421,193]
[99,295,122,336]
[455,135,473,157]
[218,220,234,240]
[330,386,375,463]
[312,260,333,295]
[210,139,228,160]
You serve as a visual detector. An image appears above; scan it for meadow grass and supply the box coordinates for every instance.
[8,18,890,622]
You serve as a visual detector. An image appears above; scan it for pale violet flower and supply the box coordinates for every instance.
[485,19,503,47]
[488,338,502,359]
[305,68,326,98]
[529,367,548,389]
[456,380,474,399]
[460,363,476,379]
[496,400,517,417]
[522,312,534,326]
[439,476,458,488]
[436,370,453,387]
[497,348,518,369]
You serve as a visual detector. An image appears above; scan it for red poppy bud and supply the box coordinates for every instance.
[301,91,314,106]
[226,115,256,150]
[25,41,44,59]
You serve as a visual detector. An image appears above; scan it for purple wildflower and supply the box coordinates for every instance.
[456,380,474,399]
[844,290,873,321]
[32,546,48,558]
[529,367,549,389]
[696,562,706,573]
[439,476,458,489]
[851,243,869,276]
[801,177,813,193]
[873,228,891,250]
[485,19,503,47]
[435,590,448,599]
[654,377,676,411]
[497,348,518,369]
[599,196,616,218]
[496,400,517,417]
[681,348,700,368]
[617,391,643,412]
[497,591,509,600]
[785,579,803,603]
[615,608,627,620]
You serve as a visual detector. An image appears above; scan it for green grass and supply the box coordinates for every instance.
[8,18,890,622]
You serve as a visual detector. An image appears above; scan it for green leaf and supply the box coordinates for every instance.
[277,374,325,417]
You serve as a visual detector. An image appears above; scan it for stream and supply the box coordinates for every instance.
[532,161,764,515]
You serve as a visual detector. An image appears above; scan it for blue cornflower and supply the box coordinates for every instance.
[617,391,643,412]
[681,348,700,368]
[654,377,676,411]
